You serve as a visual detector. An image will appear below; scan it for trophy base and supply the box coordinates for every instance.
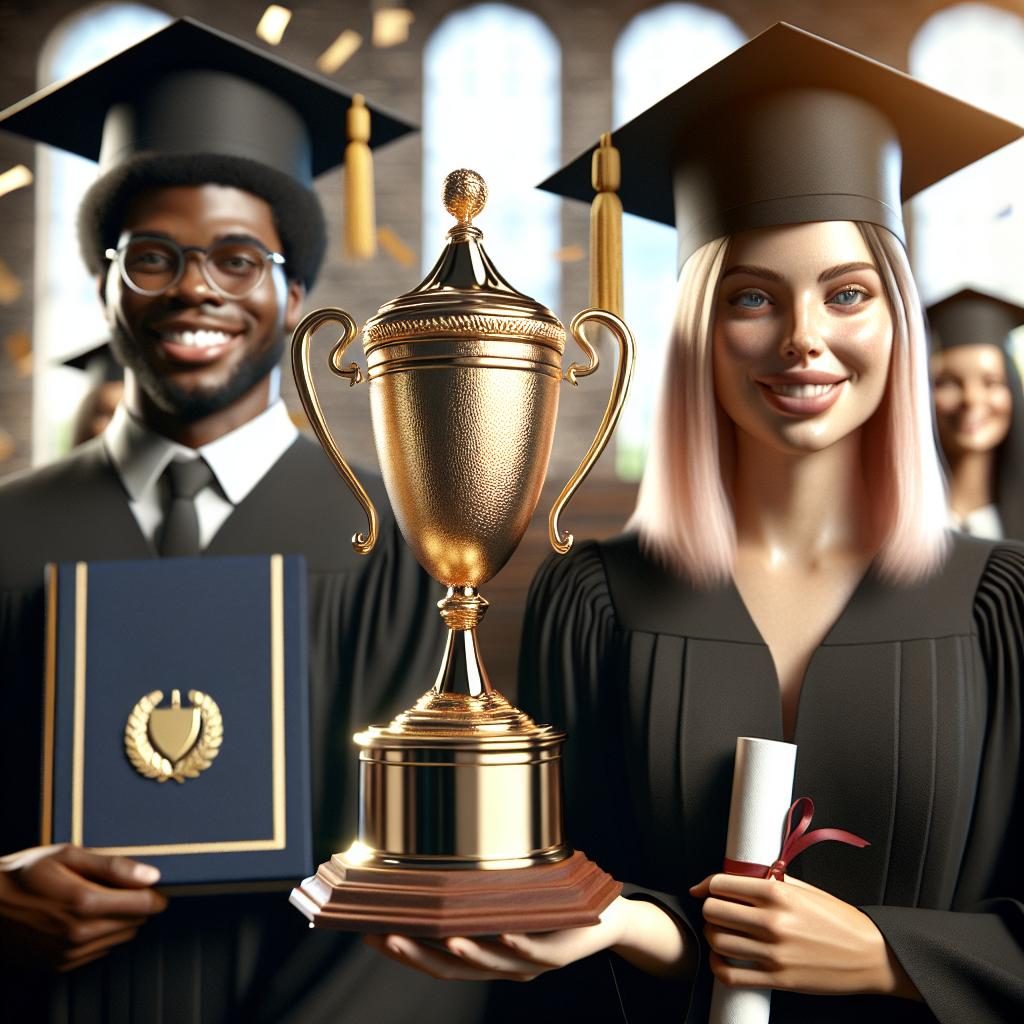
[289,850,621,937]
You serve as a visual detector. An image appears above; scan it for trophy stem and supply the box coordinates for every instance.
[434,587,493,697]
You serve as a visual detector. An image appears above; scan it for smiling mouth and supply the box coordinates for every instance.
[153,328,243,365]
[158,329,236,348]
[756,379,847,415]
[955,416,996,434]
[764,382,840,398]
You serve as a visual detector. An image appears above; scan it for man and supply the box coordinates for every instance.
[61,341,124,445]
[0,19,484,1023]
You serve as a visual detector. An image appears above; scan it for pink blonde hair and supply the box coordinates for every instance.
[628,223,950,587]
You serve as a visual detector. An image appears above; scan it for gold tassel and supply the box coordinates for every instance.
[589,132,622,317]
[344,94,376,260]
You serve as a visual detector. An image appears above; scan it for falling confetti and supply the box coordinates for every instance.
[0,259,23,304]
[377,226,415,267]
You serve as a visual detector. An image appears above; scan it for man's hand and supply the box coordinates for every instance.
[0,845,168,972]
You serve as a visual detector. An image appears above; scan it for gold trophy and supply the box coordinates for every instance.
[289,170,635,936]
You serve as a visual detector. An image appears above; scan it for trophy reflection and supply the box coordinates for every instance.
[289,170,635,935]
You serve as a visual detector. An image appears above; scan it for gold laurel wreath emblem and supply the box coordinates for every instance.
[124,690,223,783]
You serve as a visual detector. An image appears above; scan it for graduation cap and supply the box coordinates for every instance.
[927,288,1024,535]
[927,289,1024,352]
[0,18,415,281]
[60,340,122,384]
[539,23,1024,312]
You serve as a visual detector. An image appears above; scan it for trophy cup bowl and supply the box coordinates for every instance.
[289,170,635,936]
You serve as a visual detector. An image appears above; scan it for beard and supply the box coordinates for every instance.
[109,322,285,423]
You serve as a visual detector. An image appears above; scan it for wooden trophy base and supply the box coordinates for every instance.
[289,850,622,937]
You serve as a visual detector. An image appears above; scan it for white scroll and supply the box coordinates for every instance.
[708,737,797,1024]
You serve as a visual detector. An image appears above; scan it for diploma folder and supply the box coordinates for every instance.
[41,554,312,888]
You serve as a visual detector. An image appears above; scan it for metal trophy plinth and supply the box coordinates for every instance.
[289,170,634,936]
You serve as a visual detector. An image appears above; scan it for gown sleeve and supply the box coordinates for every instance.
[860,543,1024,1023]
[516,542,700,1021]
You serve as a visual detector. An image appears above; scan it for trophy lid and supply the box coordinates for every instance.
[361,690,562,746]
[362,169,566,353]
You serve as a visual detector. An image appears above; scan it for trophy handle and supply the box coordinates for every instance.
[548,308,636,555]
[291,307,379,554]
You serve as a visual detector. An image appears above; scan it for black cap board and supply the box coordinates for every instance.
[0,18,415,286]
[927,289,1024,352]
[60,340,122,384]
[0,17,412,183]
[538,22,1023,271]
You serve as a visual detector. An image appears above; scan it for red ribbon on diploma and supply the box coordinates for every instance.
[722,797,870,881]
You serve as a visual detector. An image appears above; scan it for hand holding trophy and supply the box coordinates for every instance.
[289,170,634,936]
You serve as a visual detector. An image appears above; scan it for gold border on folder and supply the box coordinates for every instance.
[40,563,58,845]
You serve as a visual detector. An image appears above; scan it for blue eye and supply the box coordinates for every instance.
[731,291,770,309]
[829,287,867,306]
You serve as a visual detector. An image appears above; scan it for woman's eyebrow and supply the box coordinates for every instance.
[721,264,783,282]
[818,261,877,282]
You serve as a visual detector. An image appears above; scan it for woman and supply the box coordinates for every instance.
[929,288,1024,539]
[369,25,1024,1023]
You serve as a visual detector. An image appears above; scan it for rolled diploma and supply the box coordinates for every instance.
[708,737,797,1024]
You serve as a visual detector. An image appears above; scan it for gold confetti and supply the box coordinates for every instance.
[0,164,32,199]
[318,30,362,73]
[372,7,414,48]
[0,258,23,304]
[4,330,32,377]
[553,244,585,263]
[256,5,292,46]
[377,225,415,268]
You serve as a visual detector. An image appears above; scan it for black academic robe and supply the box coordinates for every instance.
[0,435,487,1023]
[498,532,1024,1024]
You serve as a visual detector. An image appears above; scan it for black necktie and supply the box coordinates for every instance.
[158,458,214,557]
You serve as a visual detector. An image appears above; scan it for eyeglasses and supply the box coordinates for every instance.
[105,235,286,299]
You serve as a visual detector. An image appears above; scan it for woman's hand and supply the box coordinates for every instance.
[364,894,692,982]
[689,873,919,999]
[0,845,168,972]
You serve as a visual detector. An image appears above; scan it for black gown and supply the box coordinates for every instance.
[503,531,1024,1024]
[0,435,487,1023]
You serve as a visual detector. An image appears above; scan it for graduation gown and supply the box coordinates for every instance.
[506,532,1024,1024]
[0,435,487,1023]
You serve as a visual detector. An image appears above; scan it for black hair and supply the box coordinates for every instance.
[995,346,1024,537]
[78,152,327,289]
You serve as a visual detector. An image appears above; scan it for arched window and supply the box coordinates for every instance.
[909,2,1024,325]
[422,3,561,311]
[34,3,171,464]
[612,3,745,478]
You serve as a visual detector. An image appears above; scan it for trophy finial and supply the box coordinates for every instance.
[443,169,487,226]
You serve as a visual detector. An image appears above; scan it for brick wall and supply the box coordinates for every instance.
[5,0,1020,477]
[1,0,1020,688]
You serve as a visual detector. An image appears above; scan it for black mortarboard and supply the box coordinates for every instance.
[540,23,1023,274]
[0,18,414,284]
[60,340,122,384]
[927,289,1024,352]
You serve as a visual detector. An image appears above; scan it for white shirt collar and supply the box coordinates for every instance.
[949,503,1004,541]
[103,399,299,506]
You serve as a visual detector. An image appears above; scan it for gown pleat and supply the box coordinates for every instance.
[488,533,1024,1024]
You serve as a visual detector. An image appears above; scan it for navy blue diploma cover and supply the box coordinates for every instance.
[41,555,312,887]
